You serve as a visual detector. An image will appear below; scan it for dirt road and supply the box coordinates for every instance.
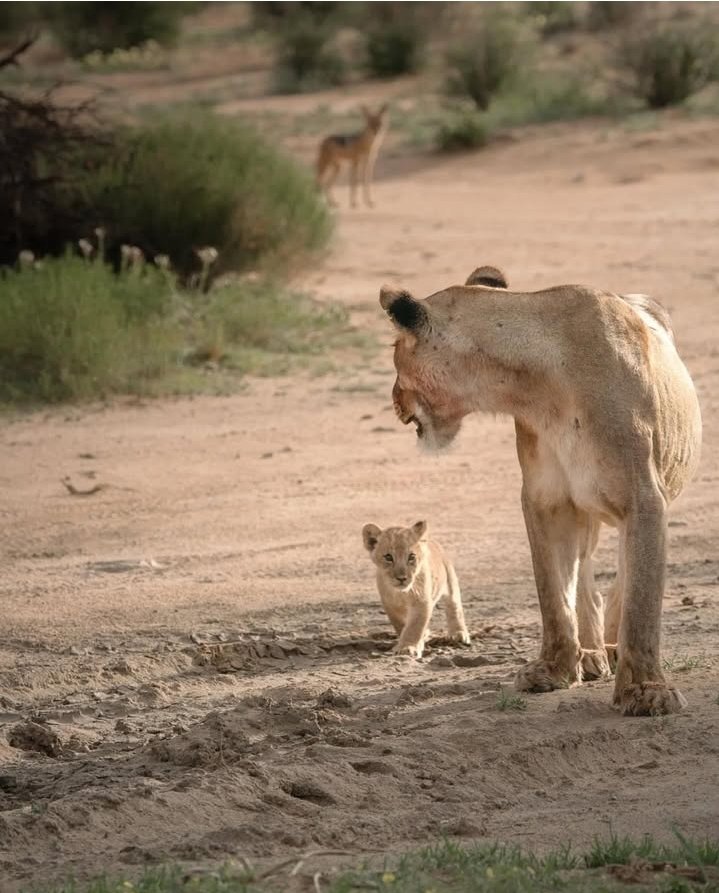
[1,113,718,890]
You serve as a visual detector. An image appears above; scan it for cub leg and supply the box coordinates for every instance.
[514,486,582,692]
[614,485,684,716]
[379,592,406,637]
[395,602,432,658]
[576,515,611,680]
[443,563,470,644]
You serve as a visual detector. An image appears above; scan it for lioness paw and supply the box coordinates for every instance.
[580,648,612,681]
[614,682,687,717]
[451,629,471,646]
[515,658,581,693]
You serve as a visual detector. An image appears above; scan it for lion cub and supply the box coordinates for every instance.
[362,520,470,658]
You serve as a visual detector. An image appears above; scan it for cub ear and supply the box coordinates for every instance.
[411,520,427,541]
[360,104,371,119]
[378,102,389,115]
[362,523,381,552]
[379,286,429,332]
[465,265,508,289]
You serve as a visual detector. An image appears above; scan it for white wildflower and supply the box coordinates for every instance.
[78,238,94,258]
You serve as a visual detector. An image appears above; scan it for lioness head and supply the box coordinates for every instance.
[380,266,508,451]
[362,520,427,590]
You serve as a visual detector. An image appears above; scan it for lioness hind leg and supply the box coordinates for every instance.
[577,516,612,680]
[614,487,685,716]
[514,484,582,693]
[444,564,470,645]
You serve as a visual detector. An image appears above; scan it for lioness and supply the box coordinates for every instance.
[362,520,470,657]
[379,266,701,715]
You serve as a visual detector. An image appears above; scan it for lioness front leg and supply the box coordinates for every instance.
[576,516,612,681]
[515,486,582,693]
[614,488,685,716]
[394,603,432,658]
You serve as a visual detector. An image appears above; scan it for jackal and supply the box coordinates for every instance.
[316,104,389,208]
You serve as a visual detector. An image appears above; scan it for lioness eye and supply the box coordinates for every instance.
[384,554,394,563]
[408,553,416,564]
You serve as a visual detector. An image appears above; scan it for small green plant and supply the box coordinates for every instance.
[620,26,719,109]
[445,13,530,111]
[435,108,490,152]
[33,833,719,892]
[495,688,528,712]
[662,653,709,672]
[81,39,169,73]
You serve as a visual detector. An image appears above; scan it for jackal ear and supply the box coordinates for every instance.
[465,265,508,289]
[411,520,427,542]
[362,523,381,552]
[360,104,371,119]
[379,286,429,332]
[378,102,389,115]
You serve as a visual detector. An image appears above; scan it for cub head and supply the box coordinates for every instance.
[362,520,427,590]
[380,266,508,451]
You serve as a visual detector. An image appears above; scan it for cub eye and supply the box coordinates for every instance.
[383,554,394,563]
[408,553,416,564]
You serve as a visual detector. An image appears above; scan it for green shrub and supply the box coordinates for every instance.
[365,24,422,78]
[190,279,349,370]
[77,113,332,278]
[445,14,529,111]
[620,26,718,109]
[2,104,331,278]
[272,12,346,93]
[489,75,615,127]
[586,1,638,31]
[435,109,489,152]
[45,2,192,58]
[0,253,353,403]
[0,2,40,38]
[0,253,179,402]
[525,1,579,36]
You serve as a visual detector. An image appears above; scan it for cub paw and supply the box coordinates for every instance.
[450,629,471,646]
[614,682,687,717]
[515,659,580,693]
[580,648,612,681]
[393,643,423,659]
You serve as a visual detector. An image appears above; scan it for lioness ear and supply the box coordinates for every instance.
[362,523,381,552]
[465,265,508,289]
[411,520,427,541]
[379,287,429,332]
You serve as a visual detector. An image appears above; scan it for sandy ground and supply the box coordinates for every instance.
[1,109,719,890]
